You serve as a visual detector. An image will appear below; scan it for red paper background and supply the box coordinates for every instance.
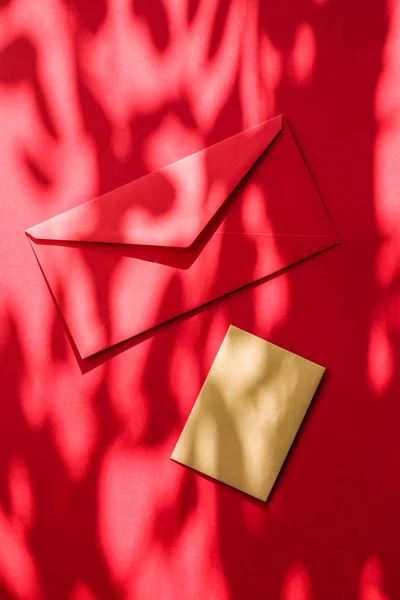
[0,0,399,599]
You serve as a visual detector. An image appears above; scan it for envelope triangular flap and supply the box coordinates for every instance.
[26,115,283,248]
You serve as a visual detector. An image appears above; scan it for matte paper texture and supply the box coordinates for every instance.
[2,1,398,596]
[171,325,325,501]
[26,115,338,358]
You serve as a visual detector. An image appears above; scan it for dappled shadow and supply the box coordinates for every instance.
[0,36,58,140]
[0,0,399,599]
[0,314,120,600]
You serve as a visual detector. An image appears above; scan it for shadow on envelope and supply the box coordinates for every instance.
[26,116,339,360]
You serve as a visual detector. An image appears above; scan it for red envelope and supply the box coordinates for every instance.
[26,115,339,358]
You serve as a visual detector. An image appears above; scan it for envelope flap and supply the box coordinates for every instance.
[26,115,283,248]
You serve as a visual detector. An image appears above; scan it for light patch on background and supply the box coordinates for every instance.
[79,0,180,124]
[124,466,229,600]
[0,88,54,201]
[288,23,316,86]
[367,317,394,397]
[240,1,263,127]
[359,557,389,600]
[47,131,97,214]
[49,369,98,481]
[70,581,97,600]
[184,0,245,130]
[374,0,400,245]
[370,0,400,397]
[127,506,230,600]
[253,271,289,333]
[17,0,83,138]
[259,32,282,117]
[375,240,400,287]
[0,0,98,212]
[99,444,154,583]
[0,508,42,599]
[98,443,181,583]
[281,562,311,600]
[64,0,246,150]
[3,287,52,430]
[108,340,154,436]
[373,133,400,236]
[130,548,177,600]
